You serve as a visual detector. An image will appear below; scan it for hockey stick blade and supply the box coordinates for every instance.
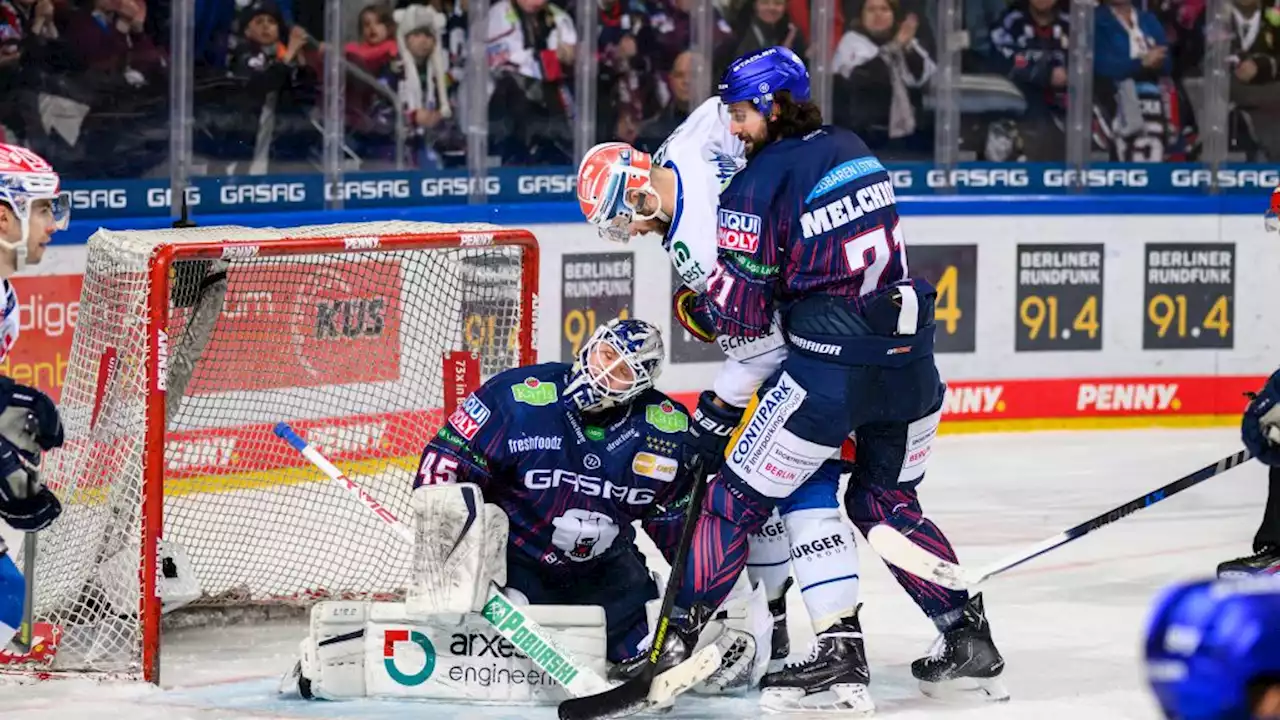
[273,422,611,697]
[558,644,722,720]
[869,448,1254,591]
[558,456,711,720]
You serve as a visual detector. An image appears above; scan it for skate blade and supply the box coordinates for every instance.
[919,676,1010,702]
[760,684,876,715]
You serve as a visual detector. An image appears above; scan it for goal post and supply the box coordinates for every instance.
[9,221,538,683]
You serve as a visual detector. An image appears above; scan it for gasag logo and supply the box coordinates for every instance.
[383,629,436,686]
[717,208,761,252]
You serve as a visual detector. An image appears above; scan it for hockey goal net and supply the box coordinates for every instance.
[5,221,538,683]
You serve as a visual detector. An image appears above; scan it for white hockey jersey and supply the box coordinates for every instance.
[654,98,786,408]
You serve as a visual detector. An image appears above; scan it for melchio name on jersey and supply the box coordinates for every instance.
[523,468,656,505]
[800,179,897,239]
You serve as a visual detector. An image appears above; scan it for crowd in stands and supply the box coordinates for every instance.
[0,0,1276,179]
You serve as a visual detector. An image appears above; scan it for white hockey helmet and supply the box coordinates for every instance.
[576,142,670,244]
[0,144,69,270]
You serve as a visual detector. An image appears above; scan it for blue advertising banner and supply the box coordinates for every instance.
[63,163,1277,221]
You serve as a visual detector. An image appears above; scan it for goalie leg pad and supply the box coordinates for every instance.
[694,573,772,694]
[408,483,509,616]
[288,600,608,704]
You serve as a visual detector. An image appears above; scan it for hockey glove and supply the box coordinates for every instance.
[1243,370,1280,467]
[688,390,745,474]
[0,377,63,451]
[674,288,717,343]
[0,439,60,532]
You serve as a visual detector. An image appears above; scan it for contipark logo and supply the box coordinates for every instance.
[383,629,436,686]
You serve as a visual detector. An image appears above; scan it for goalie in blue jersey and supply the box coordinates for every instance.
[411,316,768,691]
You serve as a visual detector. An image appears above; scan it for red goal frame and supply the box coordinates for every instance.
[137,229,538,682]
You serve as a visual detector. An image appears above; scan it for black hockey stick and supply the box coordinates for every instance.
[11,414,44,655]
[558,455,712,720]
[869,448,1254,590]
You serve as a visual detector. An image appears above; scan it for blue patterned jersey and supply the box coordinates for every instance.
[414,363,695,572]
[696,126,910,337]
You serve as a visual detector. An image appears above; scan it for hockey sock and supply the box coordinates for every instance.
[746,510,792,602]
[678,480,771,612]
[847,485,969,631]
[783,508,861,633]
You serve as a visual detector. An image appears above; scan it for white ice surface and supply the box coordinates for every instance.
[0,426,1265,719]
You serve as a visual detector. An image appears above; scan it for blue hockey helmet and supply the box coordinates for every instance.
[564,317,664,414]
[718,46,811,115]
[1145,575,1280,719]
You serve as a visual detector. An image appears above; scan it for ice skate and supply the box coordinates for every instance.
[759,607,874,715]
[912,593,1009,702]
[1217,545,1280,578]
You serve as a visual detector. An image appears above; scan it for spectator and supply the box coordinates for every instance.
[966,0,1013,66]
[597,3,665,147]
[635,48,693,152]
[988,0,1070,160]
[639,0,734,74]
[832,0,935,147]
[344,4,403,166]
[226,0,321,169]
[1227,0,1280,158]
[395,2,457,167]
[717,0,808,78]
[1094,0,1194,161]
[485,0,577,164]
[0,0,59,143]
[62,0,166,89]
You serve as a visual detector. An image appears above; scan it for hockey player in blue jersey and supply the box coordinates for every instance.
[412,317,763,683]
[637,47,1008,710]
[0,143,68,652]
[1145,575,1280,718]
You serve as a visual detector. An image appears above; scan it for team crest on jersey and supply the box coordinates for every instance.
[511,377,557,406]
[717,208,761,253]
[448,394,490,440]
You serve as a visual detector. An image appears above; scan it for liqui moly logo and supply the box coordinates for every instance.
[1077,383,1181,412]
[717,208,761,253]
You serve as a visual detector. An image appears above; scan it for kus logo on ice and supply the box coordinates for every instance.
[717,209,761,253]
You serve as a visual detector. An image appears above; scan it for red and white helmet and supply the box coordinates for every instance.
[0,144,69,269]
[576,142,670,243]
[1267,184,1279,234]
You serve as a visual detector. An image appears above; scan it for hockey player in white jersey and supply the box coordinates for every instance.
[576,99,866,710]
[0,143,69,651]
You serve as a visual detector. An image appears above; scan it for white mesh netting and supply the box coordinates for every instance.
[12,221,534,679]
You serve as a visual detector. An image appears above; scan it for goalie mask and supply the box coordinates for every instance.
[564,317,664,414]
[0,144,69,271]
[577,142,671,244]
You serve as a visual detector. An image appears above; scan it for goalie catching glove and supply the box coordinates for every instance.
[0,378,63,531]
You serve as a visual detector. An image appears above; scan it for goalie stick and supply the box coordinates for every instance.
[868,448,1254,591]
[272,422,612,698]
[558,456,719,720]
